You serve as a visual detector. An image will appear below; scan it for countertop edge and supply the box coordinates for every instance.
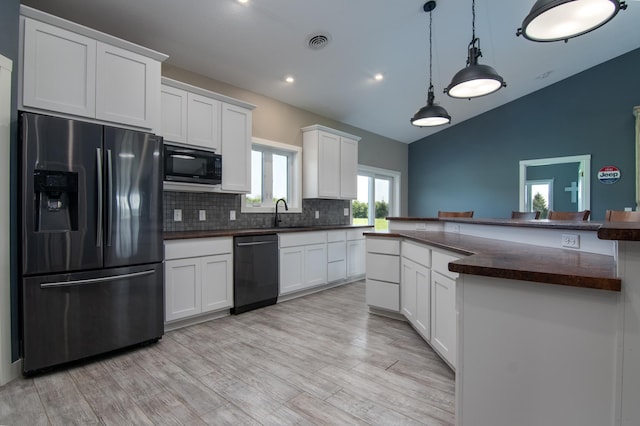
[364,231,621,292]
[165,225,373,240]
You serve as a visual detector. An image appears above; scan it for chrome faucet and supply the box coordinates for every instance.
[274,198,289,227]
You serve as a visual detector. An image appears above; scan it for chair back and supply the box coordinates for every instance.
[438,210,474,218]
[605,209,640,222]
[511,211,540,220]
[547,210,590,221]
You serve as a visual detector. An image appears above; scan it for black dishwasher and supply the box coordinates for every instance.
[232,234,279,314]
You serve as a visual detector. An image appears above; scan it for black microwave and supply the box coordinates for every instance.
[164,144,222,185]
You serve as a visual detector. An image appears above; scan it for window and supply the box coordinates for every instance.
[525,179,553,218]
[353,165,400,230]
[243,137,301,213]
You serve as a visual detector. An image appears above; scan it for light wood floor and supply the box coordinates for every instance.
[0,281,455,425]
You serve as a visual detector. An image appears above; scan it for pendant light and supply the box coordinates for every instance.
[445,0,506,99]
[517,0,627,42]
[411,1,451,127]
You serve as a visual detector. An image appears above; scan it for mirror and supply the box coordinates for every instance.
[519,155,591,218]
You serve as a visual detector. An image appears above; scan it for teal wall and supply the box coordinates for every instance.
[408,48,640,221]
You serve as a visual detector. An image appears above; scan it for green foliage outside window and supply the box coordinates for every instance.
[533,192,549,219]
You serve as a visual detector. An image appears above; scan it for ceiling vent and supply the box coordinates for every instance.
[306,33,331,50]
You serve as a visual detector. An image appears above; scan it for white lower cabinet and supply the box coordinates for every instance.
[346,228,370,278]
[431,269,457,367]
[401,241,432,341]
[164,238,233,322]
[279,232,327,295]
[327,231,347,283]
[365,237,400,312]
[366,236,460,369]
[401,257,431,341]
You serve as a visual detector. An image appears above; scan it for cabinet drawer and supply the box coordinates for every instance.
[328,260,346,282]
[279,231,327,248]
[328,241,346,262]
[347,228,370,241]
[366,252,400,283]
[327,230,346,243]
[402,241,431,268]
[432,250,461,279]
[366,279,399,311]
[366,237,400,255]
[165,237,232,260]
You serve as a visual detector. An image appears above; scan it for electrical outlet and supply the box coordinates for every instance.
[625,207,633,212]
[173,209,182,222]
[415,223,426,230]
[315,211,320,219]
[230,210,236,221]
[561,234,580,248]
[344,207,350,216]
[199,210,206,221]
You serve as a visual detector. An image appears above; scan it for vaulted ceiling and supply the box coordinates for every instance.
[21,0,640,143]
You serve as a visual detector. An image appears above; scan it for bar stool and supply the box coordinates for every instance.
[511,211,540,219]
[547,210,590,220]
[438,211,474,218]
[604,209,640,222]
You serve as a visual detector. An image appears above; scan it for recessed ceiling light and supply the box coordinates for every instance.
[237,0,248,3]
[285,76,295,83]
[374,73,384,81]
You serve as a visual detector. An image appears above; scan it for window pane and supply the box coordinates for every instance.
[352,175,371,226]
[247,150,263,204]
[272,153,288,201]
[374,177,390,230]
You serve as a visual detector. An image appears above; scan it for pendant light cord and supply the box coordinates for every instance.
[428,9,433,90]
[467,0,480,66]
[471,0,476,41]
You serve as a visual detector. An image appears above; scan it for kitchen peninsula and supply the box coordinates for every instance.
[365,217,639,426]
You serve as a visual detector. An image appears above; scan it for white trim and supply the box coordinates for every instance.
[241,137,302,214]
[357,164,402,218]
[20,5,168,62]
[525,178,554,212]
[161,77,255,110]
[519,155,591,213]
[301,124,361,141]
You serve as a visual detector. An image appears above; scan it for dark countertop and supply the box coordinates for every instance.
[365,230,620,292]
[387,216,640,240]
[164,224,372,240]
[597,222,640,241]
[387,216,602,231]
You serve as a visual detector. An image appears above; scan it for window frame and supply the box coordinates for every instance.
[355,165,401,226]
[242,137,302,213]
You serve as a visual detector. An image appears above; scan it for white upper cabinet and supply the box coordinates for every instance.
[302,125,361,200]
[340,137,358,199]
[186,92,221,151]
[220,102,252,193]
[160,85,188,143]
[95,42,161,129]
[22,18,97,118]
[160,77,255,193]
[19,6,167,131]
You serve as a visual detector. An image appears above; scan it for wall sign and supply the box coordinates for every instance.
[598,165,621,184]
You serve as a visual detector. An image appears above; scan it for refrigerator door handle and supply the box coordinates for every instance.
[39,269,156,289]
[96,148,103,247]
[106,149,113,247]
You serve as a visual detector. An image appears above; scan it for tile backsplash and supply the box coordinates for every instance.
[163,191,351,232]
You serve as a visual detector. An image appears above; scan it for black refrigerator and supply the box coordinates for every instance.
[19,112,164,374]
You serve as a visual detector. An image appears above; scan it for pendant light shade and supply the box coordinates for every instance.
[445,0,506,99]
[411,1,451,127]
[411,86,451,127]
[444,41,506,98]
[517,0,627,42]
